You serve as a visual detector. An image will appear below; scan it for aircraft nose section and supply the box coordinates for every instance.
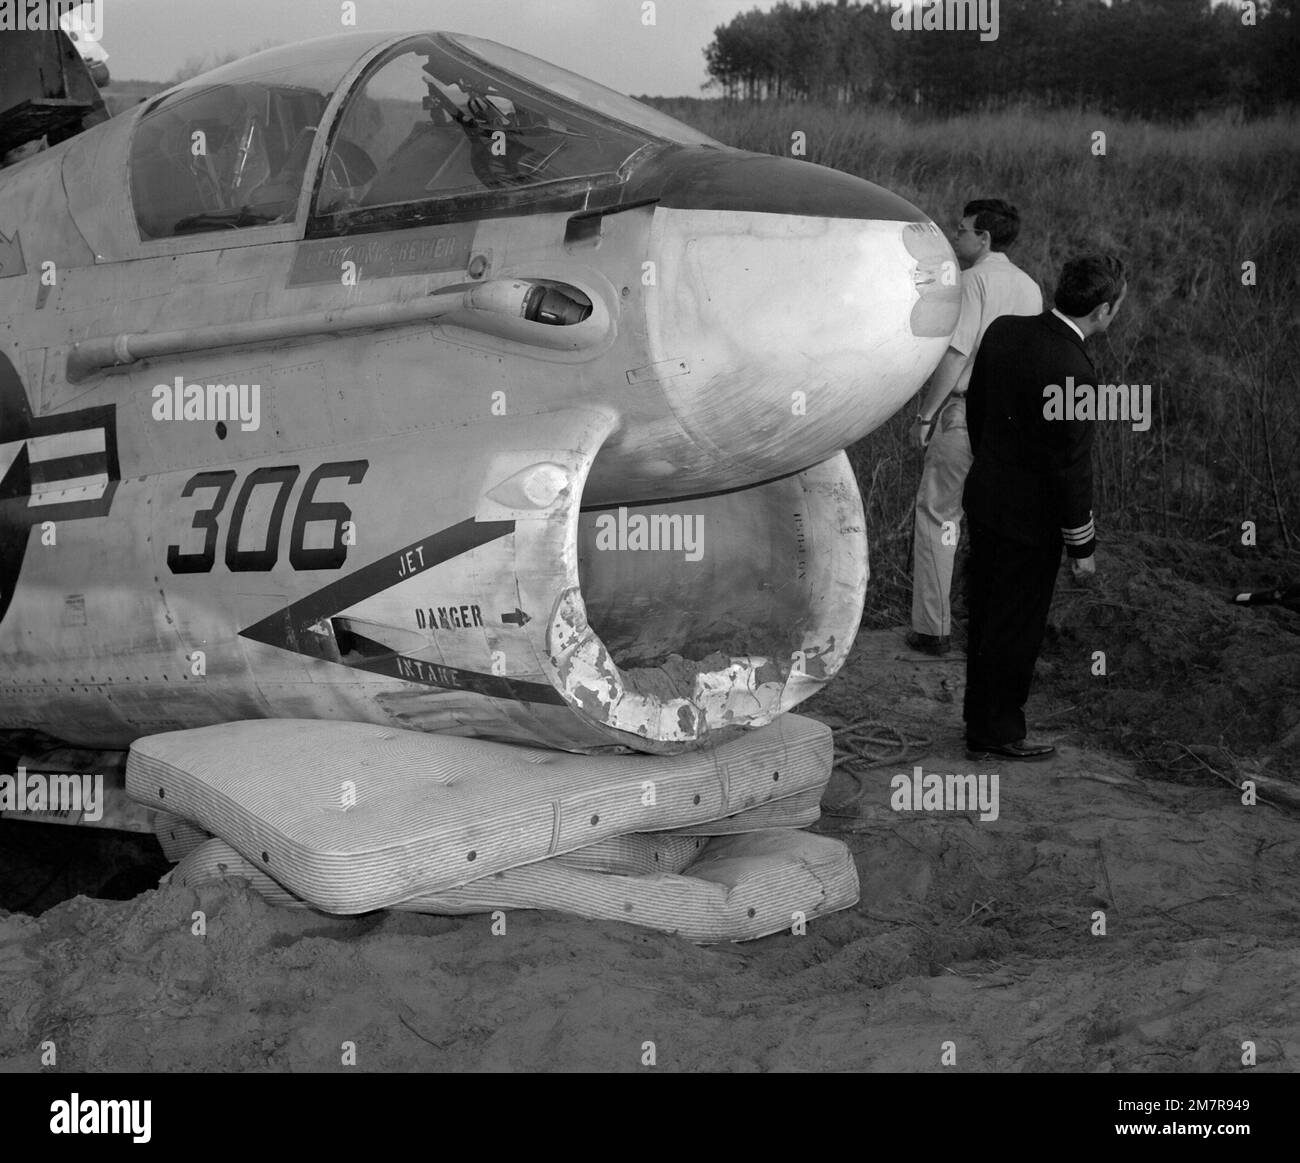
[624,150,960,492]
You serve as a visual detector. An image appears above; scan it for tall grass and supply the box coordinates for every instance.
[650,100,1300,618]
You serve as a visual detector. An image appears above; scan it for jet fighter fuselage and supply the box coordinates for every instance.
[0,30,959,756]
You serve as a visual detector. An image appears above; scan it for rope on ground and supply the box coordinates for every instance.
[822,718,933,814]
[1131,733,1300,813]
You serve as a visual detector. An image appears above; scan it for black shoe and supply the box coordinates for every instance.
[905,630,951,656]
[966,738,1055,761]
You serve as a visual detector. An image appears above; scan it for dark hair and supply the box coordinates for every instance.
[963,199,1020,251]
[1053,254,1127,317]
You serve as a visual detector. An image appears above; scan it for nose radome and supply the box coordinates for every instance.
[627,147,931,225]
[630,150,960,487]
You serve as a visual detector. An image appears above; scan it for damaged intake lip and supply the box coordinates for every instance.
[547,587,705,747]
[554,455,867,752]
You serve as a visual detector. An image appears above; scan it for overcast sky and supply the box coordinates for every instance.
[87,0,764,96]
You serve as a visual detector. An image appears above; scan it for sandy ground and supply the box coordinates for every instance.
[3,621,1298,1074]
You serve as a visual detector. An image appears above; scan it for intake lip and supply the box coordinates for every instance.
[625,146,931,223]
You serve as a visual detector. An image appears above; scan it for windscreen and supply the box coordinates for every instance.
[447,34,721,148]
[312,33,697,233]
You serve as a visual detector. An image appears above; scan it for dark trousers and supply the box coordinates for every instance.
[963,518,1062,745]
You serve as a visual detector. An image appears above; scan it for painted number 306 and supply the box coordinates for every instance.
[166,460,368,574]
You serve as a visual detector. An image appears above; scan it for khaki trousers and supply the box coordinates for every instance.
[911,397,971,637]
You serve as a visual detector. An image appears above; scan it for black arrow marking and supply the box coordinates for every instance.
[501,607,531,626]
[337,628,563,705]
[240,517,566,706]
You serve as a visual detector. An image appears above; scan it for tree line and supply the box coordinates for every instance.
[703,0,1298,118]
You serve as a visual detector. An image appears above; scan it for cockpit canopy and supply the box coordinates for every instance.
[128,31,719,242]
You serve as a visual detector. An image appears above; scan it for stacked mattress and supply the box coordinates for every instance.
[126,714,857,942]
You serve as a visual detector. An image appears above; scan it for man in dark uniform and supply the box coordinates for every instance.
[962,254,1127,761]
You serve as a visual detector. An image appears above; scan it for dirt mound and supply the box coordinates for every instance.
[1041,533,1300,781]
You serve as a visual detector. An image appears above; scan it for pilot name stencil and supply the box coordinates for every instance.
[288,224,476,286]
[416,604,485,631]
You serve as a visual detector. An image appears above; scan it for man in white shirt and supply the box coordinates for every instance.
[907,199,1043,656]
